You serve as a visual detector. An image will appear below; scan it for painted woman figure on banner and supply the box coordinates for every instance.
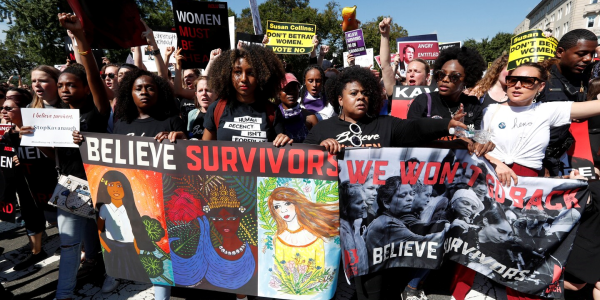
[267,187,339,270]
[267,186,340,294]
[171,184,258,292]
[97,170,153,283]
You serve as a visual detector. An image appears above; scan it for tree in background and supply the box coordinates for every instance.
[361,16,408,63]
[463,32,512,65]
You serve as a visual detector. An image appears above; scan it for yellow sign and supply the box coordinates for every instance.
[266,20,316,55]
[507,29,558,70]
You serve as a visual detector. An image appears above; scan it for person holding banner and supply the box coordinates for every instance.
[304,66,466,154]
[203,44,292,146]
[407,47,487,137]
[21,13,112,300]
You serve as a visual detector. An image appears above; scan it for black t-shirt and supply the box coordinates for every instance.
[189,111,206,139]
[113,115,186,137]
[481,92,507,110]
[204,100,284,142]
[179,98,196,125]
[304,115,450,148]
[58,101,109,179]
[407,92,483,130]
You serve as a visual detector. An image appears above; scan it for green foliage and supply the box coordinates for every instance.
[168,219,200,258]
[143,216,165,242]
[313,180,338,203]
[140,253,164,278]
[269,254,334,295]
[463,32,512,64]
[361,16,408,58]
[238,213,258,246]
[257,177,278,237]
[209,220,223,247]
[224,176,257,210]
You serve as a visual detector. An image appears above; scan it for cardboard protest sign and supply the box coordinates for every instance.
[21,109,79,148]
[142,31,177,72]
[508,29,558,70]
[339,147,588,298]
[390,86,438,119]
[396,34,440,63]
[66,0,146,49]
[439,41,461,52]
[343,48,374,68]
[374,53,400,69]
[266,21,316,55]
[236,32,265,48]
[172,0,231,69]
[345,29,366,56]
[79,133,341,299]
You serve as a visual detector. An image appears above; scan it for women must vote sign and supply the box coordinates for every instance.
[79,133,341,299]
[508,29,558,70]
[339,147,588,298]
[20,108,79,148]
[266,21,316,55]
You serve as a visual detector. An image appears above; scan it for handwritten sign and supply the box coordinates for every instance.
[143,31,177,72]
[21,108,80,148]
[508,29,557,70]
[343,48,374,68]
[266,20,316,54]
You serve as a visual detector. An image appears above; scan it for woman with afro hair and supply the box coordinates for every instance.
[304,66,466,153]
[407,47,488,141]
[202,44,293,146]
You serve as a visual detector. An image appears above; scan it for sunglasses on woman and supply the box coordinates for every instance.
[1,106,17,111]
[101,73,116,80]
[505,76,541,88]
[434,70,462,83]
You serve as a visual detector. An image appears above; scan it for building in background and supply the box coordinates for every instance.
[514,0,600,41]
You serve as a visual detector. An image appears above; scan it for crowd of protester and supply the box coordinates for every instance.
[1,12,600,300]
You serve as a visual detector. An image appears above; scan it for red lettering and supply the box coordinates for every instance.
[373,161,388,185]
[203,146,219,171]
[347,160,372,184]
[494,181,505,204]
[424,162,441,185]
[509,187,527,208]
[326,154,338,177]
[181,40,195,51]
[467,165,483,187]
[187,145,202,171]
[307,150,323,175]
[439,162,459,184]
[288,149,304,174]
[266,148,285,173]
[183,53,202,62]
[238,147,255,172]
[545,190,564,210]
[401,161,424,185]
[563,189,581,209]
[486,174,496,198]
[221,147,237,172]
[260,148,265,173]
[525,189,544,210]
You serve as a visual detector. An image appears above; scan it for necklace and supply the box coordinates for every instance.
[286,226,304,234]
[441,98,461,118]
[218,243,246,256]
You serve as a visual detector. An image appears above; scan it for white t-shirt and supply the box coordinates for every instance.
[99,203,135,242]
[482,102,572,170]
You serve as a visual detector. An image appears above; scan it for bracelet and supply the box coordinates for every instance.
[78,49,90,56]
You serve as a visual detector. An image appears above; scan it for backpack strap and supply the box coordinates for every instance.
[426,93,432,118]
[213,99,228,132]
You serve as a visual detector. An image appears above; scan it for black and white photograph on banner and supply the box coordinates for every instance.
[339,147,589,298]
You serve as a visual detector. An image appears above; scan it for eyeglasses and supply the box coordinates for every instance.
[434,70,462,83]
[349,123,362,147]
[1,106,17,111]
[101,73,116,80]
[505,76,542,88]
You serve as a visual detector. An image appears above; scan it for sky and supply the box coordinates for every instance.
[228,0,541,43]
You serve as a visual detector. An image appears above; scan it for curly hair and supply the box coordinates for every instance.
[268,187,339,239]
[207,45,285,104]
[115,68,177,123]
[434,46,486,88]
[472,54,508,98]
[326,66,382,116]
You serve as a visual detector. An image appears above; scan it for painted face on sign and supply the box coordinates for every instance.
[107,181,125,200]
[273,200,297,223]
[210,208,240,238]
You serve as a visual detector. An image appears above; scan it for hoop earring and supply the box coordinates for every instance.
[533,91,540,103]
